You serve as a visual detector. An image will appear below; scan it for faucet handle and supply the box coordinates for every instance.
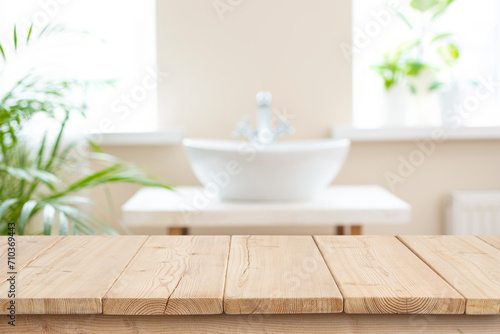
[256,91,272,107]
[233,115,256,140]
[274,116,295,139]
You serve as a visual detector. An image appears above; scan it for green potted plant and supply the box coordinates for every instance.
[371,0,460,126]
[0,24,172,235]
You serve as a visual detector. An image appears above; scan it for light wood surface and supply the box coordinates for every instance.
[0,236,61,284]
[224,235,343,314]
[314,236,465,314]
[399,235,500,315]
[1,235,499,319]
[7,314,500,333]
[122,186,411,227]
[103,236,230,315]
[0,236,147,314]
[478,235,500,250]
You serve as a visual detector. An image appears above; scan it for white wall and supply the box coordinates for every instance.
[156,0,352,139]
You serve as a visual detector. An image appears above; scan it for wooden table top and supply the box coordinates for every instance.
[122,186,411,227]
[1,235,499,316]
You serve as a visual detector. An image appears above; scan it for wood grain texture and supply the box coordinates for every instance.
[0,236,147,314]
[0,236,62,283]
[5,314,500,333]
[314,236,465,314]
[400,235,500,315]
[103,236,230,315]
[478,235,500,251]
[224,236,343,314]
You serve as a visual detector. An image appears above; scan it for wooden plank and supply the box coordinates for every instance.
[477,235,500,251]
[0,236,62,284]
[0,236,147,314]
[399,235,500,315]
[314,236,465,314]
[6,314,500,333]
[103,236,230,315]
[224,236,343,314]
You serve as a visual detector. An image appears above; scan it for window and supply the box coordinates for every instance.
[0,0,157,133]
[352,0,500,128]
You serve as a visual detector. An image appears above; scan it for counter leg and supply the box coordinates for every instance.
[350,225,362,235]
[168,227,188,235]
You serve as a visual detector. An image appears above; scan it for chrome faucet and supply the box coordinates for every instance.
[233,91,294,144]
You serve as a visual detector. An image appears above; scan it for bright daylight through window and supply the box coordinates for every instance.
[352,0,500,128]
[0,0,157,135]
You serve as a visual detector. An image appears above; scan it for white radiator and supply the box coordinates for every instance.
[447,191,500,235]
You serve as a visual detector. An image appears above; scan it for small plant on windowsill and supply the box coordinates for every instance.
[371,0,460,126]
[0,24,173,235]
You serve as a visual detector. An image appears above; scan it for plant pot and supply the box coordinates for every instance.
[382,72,443,127]
[382,83,413,127]
[438,82,462,124]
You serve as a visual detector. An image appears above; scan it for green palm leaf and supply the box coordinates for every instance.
[0,43,6,62]
[13,25,17,50]
[1,166,34,182]
[0,199,19,219]
[28,169,62,191]
[0,23,174,236]
[36,133,48,168]
[58,211,68,235]
[43,204,55,235]
[54,204,118,235]
[26,24,33,43]
[19,200,37,234]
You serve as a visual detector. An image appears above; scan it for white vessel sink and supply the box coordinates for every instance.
[183,138,350,201]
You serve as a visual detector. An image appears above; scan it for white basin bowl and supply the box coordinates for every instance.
[183,138,350,201]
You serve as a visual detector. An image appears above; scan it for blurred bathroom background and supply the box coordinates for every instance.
[1,0,499,235]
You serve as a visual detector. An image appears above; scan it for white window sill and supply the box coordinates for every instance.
[97,127,184,146]
[331,125,500,142]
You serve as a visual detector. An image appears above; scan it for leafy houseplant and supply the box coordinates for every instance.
[371,0,460,95]
[0,24,172,235]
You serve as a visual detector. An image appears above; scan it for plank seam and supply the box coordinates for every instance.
[312,235,345,313]
[101,235,151,313]
[395,236,468,308]
[475,236,500,251]
[222,235,233,314]
[163,273,185,314]
[0,236,64,285]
